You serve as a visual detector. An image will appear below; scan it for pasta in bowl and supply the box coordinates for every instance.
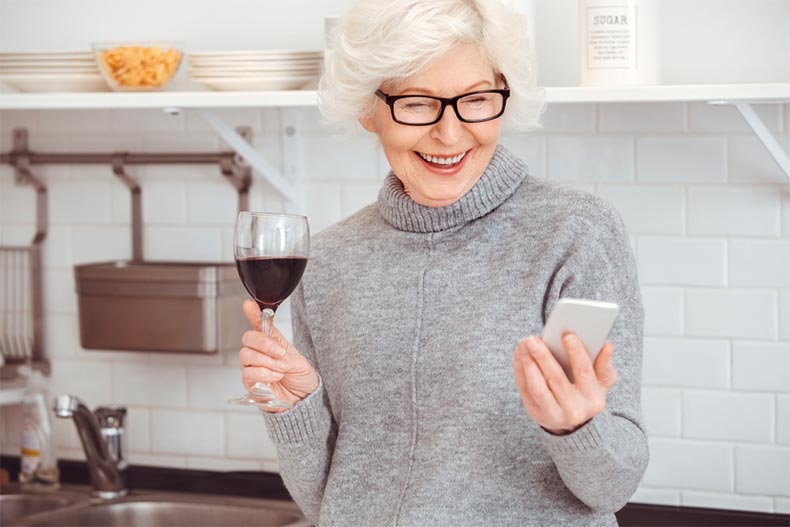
[93,42,184,91]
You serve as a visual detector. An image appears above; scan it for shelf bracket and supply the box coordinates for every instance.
[280,108,305,214]
[709,100,790,181]
[219,126,253,212]
[196,109,299,206]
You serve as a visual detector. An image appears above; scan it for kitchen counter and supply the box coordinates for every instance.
[1,456,787,526]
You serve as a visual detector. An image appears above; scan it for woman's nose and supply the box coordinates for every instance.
[430,105,463,145]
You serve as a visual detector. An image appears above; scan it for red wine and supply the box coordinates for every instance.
[235,256,308,312]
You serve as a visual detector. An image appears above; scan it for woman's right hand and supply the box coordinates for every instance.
[239,299,319,412]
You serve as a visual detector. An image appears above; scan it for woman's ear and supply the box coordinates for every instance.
[359,111,378,133]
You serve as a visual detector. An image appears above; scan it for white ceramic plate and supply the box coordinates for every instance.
[189,56,321,65]
[189,50,322,59]
[0,73,109,92]
[188,59,322,69]
[188,72,320,81]
[188,64,320,74]
[0,57,96,66]
[0,67,99,74]
[191,75,315,91]
[0,50,93,59]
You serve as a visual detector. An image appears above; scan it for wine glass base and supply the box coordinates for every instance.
[227,393,293,410]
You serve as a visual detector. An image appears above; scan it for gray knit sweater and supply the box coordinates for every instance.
[263,145,648,526]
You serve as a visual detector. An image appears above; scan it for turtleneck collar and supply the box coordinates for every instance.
[376,144,529,233]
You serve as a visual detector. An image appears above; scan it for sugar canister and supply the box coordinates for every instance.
[579,0,660,86]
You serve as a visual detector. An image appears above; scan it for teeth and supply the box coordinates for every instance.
[418,151,466,166]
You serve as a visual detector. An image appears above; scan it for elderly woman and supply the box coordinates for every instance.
[237,0,648,525]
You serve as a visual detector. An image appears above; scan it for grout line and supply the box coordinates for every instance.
[681,185,688,236]
[728,339,734,390]
[593,103,599,133]
[731,443,738,493]
[679,388,685,439]
[773,394,778,444]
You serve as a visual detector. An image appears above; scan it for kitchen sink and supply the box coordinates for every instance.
[2,485,311,527]
[0,490,85,525]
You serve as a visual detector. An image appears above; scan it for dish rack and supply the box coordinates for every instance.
[0,130,48,380]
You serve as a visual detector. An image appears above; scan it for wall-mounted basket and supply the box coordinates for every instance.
[74,138,253,354]
[0,130,48,377]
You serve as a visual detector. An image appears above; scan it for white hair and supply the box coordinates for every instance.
[318,0,545,133]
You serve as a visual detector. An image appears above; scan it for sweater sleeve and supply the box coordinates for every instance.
[539,199,649,513]
[261,281,336,524]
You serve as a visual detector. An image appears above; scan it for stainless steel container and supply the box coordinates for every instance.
[75,261,248,353]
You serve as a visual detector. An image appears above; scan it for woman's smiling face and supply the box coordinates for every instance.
[362,44,503,208]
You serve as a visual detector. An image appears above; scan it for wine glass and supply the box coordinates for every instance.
[228,212,309,409]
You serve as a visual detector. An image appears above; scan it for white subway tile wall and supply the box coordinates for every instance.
[640,287,684,335]
[688,103,783,134]
[778,396,790,444]
[643,439,734,491]
[686,289,777,339]
[638,237,726,286]
[598,185,685,235]
[539,104,596,133]
[735,446,790,496]
[686,186,781,236]
[1,102,789,513]
[637,136,726,183]
[728,136,790,183]
[682,391,774,443]
[642,338,730,389]
[733,342,790,393]
[547,135,634,183]
[597,103,686,133]
[783,189,790,236]
[641,388,682,437]
[681,491,776,513]
[782,292,790,340]
[151,410,224,457]
[729,240,790,288]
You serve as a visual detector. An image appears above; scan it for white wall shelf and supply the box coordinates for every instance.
[2,83,788,181]
[0,90,318,110]
[1,83,789,110]
[546,83,790,104]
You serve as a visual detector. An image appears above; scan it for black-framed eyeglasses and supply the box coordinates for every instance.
[375,87,511,126]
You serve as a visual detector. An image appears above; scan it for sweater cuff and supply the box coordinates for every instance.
[539,410,614,455]
[262,377,329,445]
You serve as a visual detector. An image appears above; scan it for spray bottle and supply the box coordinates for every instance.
[18,367,60,490]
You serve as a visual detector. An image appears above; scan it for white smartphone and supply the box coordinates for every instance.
[539,298,619,381]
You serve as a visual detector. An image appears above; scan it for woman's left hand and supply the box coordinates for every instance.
[512,333,618,435]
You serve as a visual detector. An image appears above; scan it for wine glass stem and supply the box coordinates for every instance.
[261,308,275,336]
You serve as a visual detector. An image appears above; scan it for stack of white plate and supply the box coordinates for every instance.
[0,50,108,92]
[188,50,322,91]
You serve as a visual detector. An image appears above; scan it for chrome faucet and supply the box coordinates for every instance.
[53,394,128,499]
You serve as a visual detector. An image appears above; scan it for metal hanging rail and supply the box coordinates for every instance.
[0,125,259,262]
[1,150,237,166]
[0,125,261,171]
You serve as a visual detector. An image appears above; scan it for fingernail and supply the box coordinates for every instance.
[563,333,577,344]
[525,336,538,351]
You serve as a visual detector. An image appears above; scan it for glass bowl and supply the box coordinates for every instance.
[92,41,185,91]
